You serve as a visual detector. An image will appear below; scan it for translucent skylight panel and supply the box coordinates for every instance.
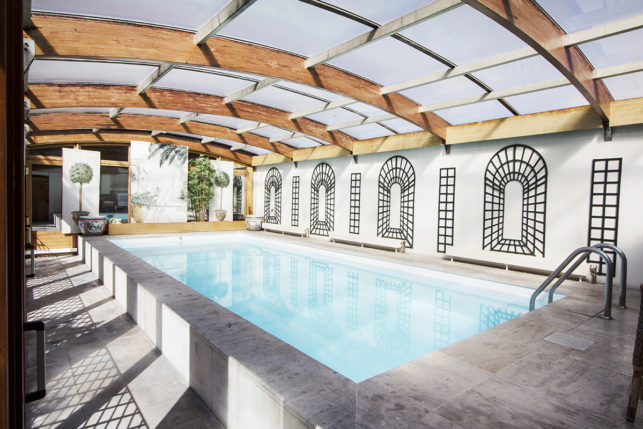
[154,69,252,97]
[29,60,156,86]
[536,0,643,33]
[579,29,643,70]
[281,137,322,149]
[30,107,112,114]
[322,0,437,24]
[348,103,389,117]
[32,0,229,30]
[381,118,423,134]
[435,101,513,125]
[305,109,364,126]
[218,0,369,57]
[242,86,321,112]
[193,115,256,129]
[341,124,395,140]
[399,5,527,65]
[243,146,272,156]
[505,86,588,115]
[328,37,447,86]
[276,81,346,102]
[603,71,643,101]
[249,126,290,139]
[400,76,485,106]
[472,56,563,91]
[121,108,191,118]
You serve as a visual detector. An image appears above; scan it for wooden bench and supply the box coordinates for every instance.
[329,232,406,253]
[446,247,586,278]
[263,223,309,238]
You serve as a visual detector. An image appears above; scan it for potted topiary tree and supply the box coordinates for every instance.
[69,162,93,224]
[187,156,217,222]
[131,191,158,223]
[213,169,230,221]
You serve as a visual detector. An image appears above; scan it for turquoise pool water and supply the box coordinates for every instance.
[110,234,562,383]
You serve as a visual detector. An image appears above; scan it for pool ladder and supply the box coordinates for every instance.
[529,243,627,320]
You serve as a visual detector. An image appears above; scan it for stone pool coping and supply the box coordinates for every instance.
[80,231,629,428]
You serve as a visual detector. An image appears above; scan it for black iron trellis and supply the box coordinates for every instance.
[291,176,300,227]
[587,158,622,276]
[264,167,282,225]
[437,168,456,253]
[377,156,416,248]
[310,163,335,236]
[350,173,361,234]
[233,176,242,215]
[482,144,547,257]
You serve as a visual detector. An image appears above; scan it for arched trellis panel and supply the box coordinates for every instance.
[264,167,282,225]
[310,163,335,236]
[377,156,416,248]
[482,144,548,256]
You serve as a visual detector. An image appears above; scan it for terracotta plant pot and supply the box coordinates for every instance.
[132,204,148,223]
[245,215,264,231]
[214,209,227,221]
[71,210,90,225]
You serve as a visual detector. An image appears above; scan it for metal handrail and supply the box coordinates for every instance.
[591,243,627,308]
[529,246,614,319]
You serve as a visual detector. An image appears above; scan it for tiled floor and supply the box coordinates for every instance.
[24,255,223,429]
[24,236,643,428]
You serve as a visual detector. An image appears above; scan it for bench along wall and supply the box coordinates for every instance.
[254,124,643,286]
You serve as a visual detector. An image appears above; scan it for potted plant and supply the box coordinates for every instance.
[213,169,230,221]
[131,191,158,223]
[69,162,93,224]
[187,156,216,222]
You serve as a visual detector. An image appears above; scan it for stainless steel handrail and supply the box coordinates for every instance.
[529,246,614,319]
[591,243,627,308]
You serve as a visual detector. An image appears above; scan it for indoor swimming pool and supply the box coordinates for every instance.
[110,234,563,383]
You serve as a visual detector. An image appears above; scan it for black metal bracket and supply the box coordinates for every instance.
[443,142,450,155]
[353,155,358,164]
[604,123,612,142]
[24,320,46,402]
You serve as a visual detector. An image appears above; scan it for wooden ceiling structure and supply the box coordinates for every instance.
[23,0,643,167]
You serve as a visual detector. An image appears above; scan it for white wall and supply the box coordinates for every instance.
[254,124,643,286]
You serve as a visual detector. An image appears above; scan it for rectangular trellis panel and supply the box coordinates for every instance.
[349,173,361,234]
[437,168,456,253]
[291,176,300,227]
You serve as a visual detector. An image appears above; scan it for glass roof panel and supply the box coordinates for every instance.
[535,0,643,33]
[342,124,395,140]
[281,137,322,149]
[505,86,588,115]
[242,86,322,112]
[121,108,191,118]
[381,118,423,134]
[472,56,563,90]
[348,103,389,117]
[29,60,156,85]
[322,0,437,24]
[30,107,112,114]
[400,76,486,106]
[579,29,643,70]
[603,71,643,101]
[244,146,272,155]
[399,5,527,65]
[193,114,256,129]
[31,0,229,30]
[305,109,364,126]
[154,69,252,97]
[218,0,370,57]
[435,101,513,125]
[328,37,447,86]
[276,81,345,102]
[249,126,290,139]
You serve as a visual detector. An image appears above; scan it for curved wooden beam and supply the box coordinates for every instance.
[462,0,612,123]
[27,111,295,158]
[25,14,449,140]
[26,83,353,152]
[27,130,253,165]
